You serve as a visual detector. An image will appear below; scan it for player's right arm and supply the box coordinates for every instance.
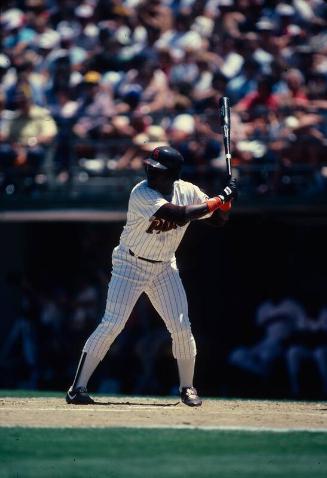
[154,179,238,226]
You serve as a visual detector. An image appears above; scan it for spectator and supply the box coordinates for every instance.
[276,68,309,107]
[116,57,170,116]
[115,124,168,171]
[1,8,37,55]
[0,90,57,192]
[276,111,326,195]
[74,3,99,51]
[286,307,327,398]
[0,90,16,192]
[192,70,229,113]
[215,34,244,80]
[49,87,79,182]
[5,58,46,109]
[234,74,280,115]
[73,71,116,140]
[44,53,72,106]
[227,58,261,105]
[0,54,13,95]
[0,284,39,389]
[228,298,304,394]
[168,113,197,175]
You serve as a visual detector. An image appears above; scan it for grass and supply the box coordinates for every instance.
[0,390,65,398]
[0,427,327,478]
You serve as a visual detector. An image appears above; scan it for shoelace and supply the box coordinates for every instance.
[185,388,198,399]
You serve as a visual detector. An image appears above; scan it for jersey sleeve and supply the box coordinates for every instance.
[130,184,168,219]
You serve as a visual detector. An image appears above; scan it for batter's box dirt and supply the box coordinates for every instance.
[0,396,326,430]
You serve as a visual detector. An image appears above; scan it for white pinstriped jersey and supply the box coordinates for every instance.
[119,179,210,262]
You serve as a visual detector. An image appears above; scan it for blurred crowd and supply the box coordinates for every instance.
[0,0,327,197]
[228,297,327,399]
[2,272,327,398]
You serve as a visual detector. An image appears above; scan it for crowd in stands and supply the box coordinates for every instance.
[228,297,327,398]
[0,0,327,198]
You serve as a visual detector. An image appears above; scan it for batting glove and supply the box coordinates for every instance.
[218,178,238,203]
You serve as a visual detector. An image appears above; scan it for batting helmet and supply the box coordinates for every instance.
[144,146,184,179]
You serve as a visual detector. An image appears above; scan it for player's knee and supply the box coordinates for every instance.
[101,313,126,336]
[83,321,124,359]
[171,329,196,359]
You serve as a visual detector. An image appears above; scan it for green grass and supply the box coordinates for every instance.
[0,390,64,398]
[0,428,327,478]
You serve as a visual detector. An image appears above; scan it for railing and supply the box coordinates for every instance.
[0,136,327,218]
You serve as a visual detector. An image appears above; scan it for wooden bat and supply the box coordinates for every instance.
[218,96,232,179]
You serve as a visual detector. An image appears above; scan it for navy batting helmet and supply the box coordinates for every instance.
[144,146,184,179]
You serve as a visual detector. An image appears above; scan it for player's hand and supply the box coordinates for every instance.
[218,178,238,204]
[206,178,238,214]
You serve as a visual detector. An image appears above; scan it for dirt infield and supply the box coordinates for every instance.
[1,396,327,430]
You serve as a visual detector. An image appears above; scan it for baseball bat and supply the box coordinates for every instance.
[218,96,232,179]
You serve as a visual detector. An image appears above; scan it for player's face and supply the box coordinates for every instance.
[146,165,174,195]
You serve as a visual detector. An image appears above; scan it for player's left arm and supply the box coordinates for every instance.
[154,179,238,226]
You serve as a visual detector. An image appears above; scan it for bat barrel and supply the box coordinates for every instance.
[218,96,232,178]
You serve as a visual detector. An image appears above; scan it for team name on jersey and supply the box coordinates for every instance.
[146,218,178,234]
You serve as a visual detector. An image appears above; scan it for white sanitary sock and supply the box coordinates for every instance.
[71,352,101,389]
[177,357,195,391]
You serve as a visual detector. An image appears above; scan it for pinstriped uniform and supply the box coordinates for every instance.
[83,179,210,361]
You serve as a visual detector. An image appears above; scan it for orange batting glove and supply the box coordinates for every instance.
[206,197,232,213]
[206,178,237,213]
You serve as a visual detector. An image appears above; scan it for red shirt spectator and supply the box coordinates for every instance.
[235,75,280,112]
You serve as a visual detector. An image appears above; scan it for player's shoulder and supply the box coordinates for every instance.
[175,179,196,190]
[176,179,208,202]
[175,179,203,194]
[131,180,147,195]
[130,180,158,199]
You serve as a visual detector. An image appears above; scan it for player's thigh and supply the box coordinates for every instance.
[146,263,190,332]
[104,259,145,322]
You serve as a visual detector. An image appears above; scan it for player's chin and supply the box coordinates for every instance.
[147,178,157,189]
[147,175,163,188]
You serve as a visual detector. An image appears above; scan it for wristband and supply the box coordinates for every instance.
[220,201,232,212]
[206,196,223,213]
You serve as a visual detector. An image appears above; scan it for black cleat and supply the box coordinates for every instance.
[181,387,202,407]
[66,386,94,405]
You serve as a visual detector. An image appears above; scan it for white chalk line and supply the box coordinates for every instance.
[0,406,179,412]
[0,407,326,418]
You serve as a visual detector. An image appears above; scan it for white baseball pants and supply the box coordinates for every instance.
[83,245,196,361]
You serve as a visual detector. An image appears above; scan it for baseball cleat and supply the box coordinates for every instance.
[180,387,202,407]
[65,386,94,405]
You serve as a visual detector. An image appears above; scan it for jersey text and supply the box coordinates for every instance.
[146,218,178,234]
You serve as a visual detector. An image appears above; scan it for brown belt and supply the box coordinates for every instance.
[129,249,162,264]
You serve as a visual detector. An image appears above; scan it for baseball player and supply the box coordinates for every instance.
[66,146,237,406]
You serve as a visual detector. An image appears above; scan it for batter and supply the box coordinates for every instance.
[66,146,237,406]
